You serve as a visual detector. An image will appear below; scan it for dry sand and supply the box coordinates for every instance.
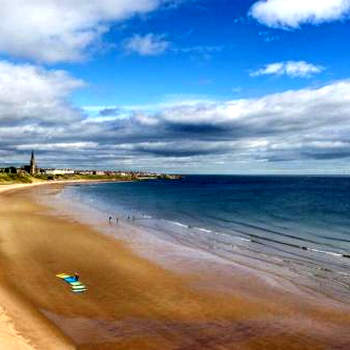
[0,184,350,349]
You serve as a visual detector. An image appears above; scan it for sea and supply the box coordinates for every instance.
[53,175,350,300]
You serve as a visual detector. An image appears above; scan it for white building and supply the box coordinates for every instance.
[42,168,75,175]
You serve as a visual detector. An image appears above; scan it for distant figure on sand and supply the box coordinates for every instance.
[109,216,112,224]
[116,216,119,224]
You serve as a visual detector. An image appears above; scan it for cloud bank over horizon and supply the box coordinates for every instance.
[2,59,350,173]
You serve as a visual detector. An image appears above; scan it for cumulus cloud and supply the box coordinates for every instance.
[251,61,324,78]
[250,0,350,29]
[2,61,350,172]
[0,60,84,124]
[0,0,168,63]
[123,33,170,56]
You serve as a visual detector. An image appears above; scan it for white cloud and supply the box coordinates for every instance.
[0,0,165,63]
[138,80,350,128]
[0,60,84,123]
[123,33,170,56]
[16,142,98,151]
[250,0,350,28]
[251,61,324,78]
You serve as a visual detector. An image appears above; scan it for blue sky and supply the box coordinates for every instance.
[1,0,350,174]
[68,0,348,107]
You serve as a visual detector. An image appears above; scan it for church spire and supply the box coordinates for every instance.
[30,150,36,175]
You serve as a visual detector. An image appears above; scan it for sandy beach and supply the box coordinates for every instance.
[0,183,350,349]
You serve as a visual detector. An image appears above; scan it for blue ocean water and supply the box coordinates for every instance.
[58,175,350,295]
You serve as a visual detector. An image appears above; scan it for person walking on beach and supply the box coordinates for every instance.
[116,216,119,224]
[109,216,112,224]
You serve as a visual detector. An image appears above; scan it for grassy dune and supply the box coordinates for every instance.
[0,173,34,184]
[0,173,134,185]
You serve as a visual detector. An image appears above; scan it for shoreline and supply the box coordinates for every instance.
[0,178,132,195]
[0,185,350,349]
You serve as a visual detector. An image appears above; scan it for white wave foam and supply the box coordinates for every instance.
[309,248,342,257]
[237,237,251,242]
[169,221,188,228]
[197,228,212,233]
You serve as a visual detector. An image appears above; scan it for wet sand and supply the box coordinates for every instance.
[0,185,350,349]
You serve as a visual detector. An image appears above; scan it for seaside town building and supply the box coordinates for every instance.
[0,151,39,175]
[0,151,182,180]
[0,166,19,174]
[74,170,94,175]
[42,168,75,175]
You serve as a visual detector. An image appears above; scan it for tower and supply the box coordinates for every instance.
[30,150,36,175]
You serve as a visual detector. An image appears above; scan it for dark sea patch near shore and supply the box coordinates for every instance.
[53,175,350,301]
